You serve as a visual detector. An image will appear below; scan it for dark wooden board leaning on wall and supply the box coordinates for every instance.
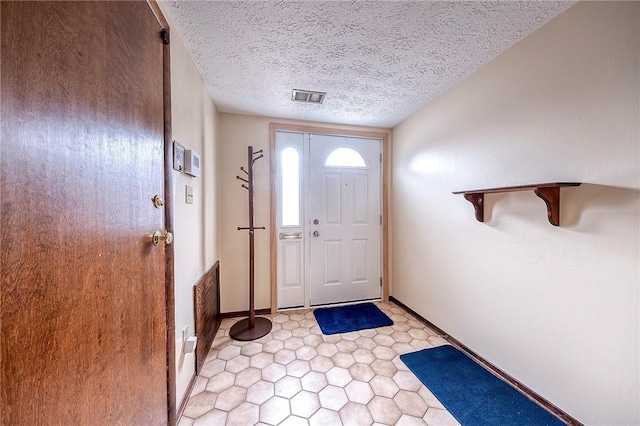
[194,262,222,374]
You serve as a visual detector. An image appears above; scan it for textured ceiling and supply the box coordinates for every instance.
[164,1,573,128]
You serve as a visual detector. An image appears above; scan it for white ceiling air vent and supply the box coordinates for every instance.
[292,89,326,104]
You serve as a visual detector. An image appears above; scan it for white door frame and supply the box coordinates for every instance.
[270,123,390,313]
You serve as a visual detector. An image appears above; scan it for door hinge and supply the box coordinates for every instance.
[161,30,170,45]
[380,277,383,287]
[380,215,382,225]
[380,153,382,163]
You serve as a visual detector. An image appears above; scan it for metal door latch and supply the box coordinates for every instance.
[152,230,173,246]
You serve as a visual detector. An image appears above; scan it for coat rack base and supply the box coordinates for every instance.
[229,317,273,341]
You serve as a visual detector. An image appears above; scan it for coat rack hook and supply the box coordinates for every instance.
[236,175,249,184]
[240,166,249,176]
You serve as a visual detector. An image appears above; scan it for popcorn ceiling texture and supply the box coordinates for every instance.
[164,1,573,128]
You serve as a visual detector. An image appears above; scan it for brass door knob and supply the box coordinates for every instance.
[152,230,173,246]
[152,194,164,208]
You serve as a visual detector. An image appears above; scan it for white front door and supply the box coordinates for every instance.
[308,134,382,306]
[275,131,382,308]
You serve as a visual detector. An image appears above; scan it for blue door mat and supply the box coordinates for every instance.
[400,345,564,426]
[313,302,393,335]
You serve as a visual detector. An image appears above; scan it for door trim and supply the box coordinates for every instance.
[269,123,390,314]
[145,2,176,424]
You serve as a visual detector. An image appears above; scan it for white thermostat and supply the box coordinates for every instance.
[184,149,200,177]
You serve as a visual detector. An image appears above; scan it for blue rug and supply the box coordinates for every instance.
[400,345,564,426]
[313,303,393,335]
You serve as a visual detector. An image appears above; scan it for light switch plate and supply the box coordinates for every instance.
[186,185,194,204]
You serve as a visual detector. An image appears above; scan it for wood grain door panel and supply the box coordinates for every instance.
[1,2,167,424]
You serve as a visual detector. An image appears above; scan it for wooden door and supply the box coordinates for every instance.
[1,2,168,424]
[308,134,382,305]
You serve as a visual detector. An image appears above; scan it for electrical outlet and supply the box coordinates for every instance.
[182,326,188,344]
[185,185,194,204]
[181,326,197,354]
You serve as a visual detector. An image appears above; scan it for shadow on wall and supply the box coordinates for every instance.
[561,183,640,230]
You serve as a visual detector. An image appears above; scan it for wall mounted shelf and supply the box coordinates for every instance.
[453,182,581,226]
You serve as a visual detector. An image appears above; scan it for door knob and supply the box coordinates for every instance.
[313,231,320,237]
[313,219,319,225]
[152,194,164,208]
[152,230,173,246]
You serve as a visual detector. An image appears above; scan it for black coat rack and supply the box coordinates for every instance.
[229,146,273,341]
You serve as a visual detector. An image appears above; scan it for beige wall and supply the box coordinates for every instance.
[219,114,390,313]
[159,2,221,406]
[391,2,639,424]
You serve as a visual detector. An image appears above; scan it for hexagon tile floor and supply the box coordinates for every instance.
[179,301,461,426]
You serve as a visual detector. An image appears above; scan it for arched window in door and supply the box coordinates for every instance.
[324,147,368,168]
